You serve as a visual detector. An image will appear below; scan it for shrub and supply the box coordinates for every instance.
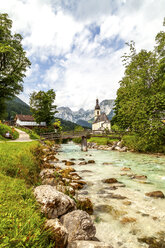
[0,124,19,140]
[72,137,82,144]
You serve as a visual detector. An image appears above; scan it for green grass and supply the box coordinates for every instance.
[0,124,19,140]
[0,142,55,247]
[88,137,119,145]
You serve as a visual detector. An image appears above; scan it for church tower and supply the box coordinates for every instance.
[94,98,100,120]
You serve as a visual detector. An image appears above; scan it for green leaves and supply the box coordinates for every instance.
[30,89,57,126]
[0,13,31,118]
[114,19,165,152]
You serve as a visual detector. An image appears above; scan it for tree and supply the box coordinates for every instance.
[30,89,57,126]
[113,20,165,152]
[0,13,31,118]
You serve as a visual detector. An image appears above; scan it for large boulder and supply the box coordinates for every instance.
[34,185,76,218]
[67,240,113,248]
[45,218,68,248]
[60,210,96,242]
[145,191,164,198]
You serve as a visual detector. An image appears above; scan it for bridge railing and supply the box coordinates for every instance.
[39,130,92,140]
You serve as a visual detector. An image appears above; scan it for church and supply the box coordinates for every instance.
[92,99,111,133]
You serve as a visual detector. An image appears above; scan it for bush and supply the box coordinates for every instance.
[72,137,82,144]
[0,124,19,140]
[122,133,165,153]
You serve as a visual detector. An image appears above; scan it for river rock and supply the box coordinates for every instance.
[42,177,59,186]
[70,158,76,161]
[102,178,118,184]
[88,160,95,164]
[40,169,56,180]
[76,195,93,215]
[79,161,88,165]
[145,191,165,198]
[42,162,55,169]
[131,175,147,180]
[121,167,131,171]
[65,161,75,166]
[102,162,114,165]
[45,218,68,248]
[108,193,127,200]
[120,217,136,224]
[67,240,113,248]
[34,185,76,218]
[60,210,96,242]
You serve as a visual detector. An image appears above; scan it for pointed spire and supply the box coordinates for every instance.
[95,98,100,110]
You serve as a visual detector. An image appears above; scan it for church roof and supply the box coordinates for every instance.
[93,113,110,124]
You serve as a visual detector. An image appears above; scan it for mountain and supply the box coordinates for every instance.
[6,96,31,120]
[56,99,115,125]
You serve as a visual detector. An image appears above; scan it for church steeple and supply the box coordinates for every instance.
[94,98,100,120]
[95,98,100,110]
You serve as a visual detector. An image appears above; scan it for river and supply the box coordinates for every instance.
[57,142,165,248]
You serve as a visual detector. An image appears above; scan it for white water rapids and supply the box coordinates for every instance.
[57,142,165,248]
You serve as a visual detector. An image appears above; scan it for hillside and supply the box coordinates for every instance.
[5,96,87,130]
[6,97,31,120]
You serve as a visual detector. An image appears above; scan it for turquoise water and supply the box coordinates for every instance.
[57,142,165,248]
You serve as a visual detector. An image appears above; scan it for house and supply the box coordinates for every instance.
[92,99,111,133]
[15,114,46,128]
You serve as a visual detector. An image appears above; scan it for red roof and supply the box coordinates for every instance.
[16,114,35,121]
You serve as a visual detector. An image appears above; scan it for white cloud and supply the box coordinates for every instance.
[0,0,164,111]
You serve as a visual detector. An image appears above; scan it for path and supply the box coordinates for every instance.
[9,128,33,142]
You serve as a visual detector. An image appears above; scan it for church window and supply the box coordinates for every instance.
[97,111,99,115]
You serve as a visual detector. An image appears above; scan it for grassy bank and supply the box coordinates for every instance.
[87,136,120,146]
[0,142,54,247]
[122,134,165,154]
[0,124,19,141]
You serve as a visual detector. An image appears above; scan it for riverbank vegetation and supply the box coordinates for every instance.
[112,19,165,153]
[0,123,19,140]
[0,142,54,247]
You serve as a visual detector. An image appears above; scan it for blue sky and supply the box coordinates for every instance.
[0,0,164,110]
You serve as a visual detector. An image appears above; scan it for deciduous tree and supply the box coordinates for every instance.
[0,13,31,118]
[30,89,57,126]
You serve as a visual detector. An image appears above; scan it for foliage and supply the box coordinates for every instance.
[0,13,31,118]
[87,137,119,145]
[30,89,57,126]
[53,119,62,132]
[34,125,55,134]
[122,134,165,153]
[72,137,82,144]
[113,20,165,152]
[111,124,124,132]
[0,142,54,247]
[0,123,19,140]
[74,125,84,131]
[59,118,87,131]
[6,96,31,120]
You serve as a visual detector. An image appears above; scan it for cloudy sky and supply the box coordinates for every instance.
[0,0,164,110]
